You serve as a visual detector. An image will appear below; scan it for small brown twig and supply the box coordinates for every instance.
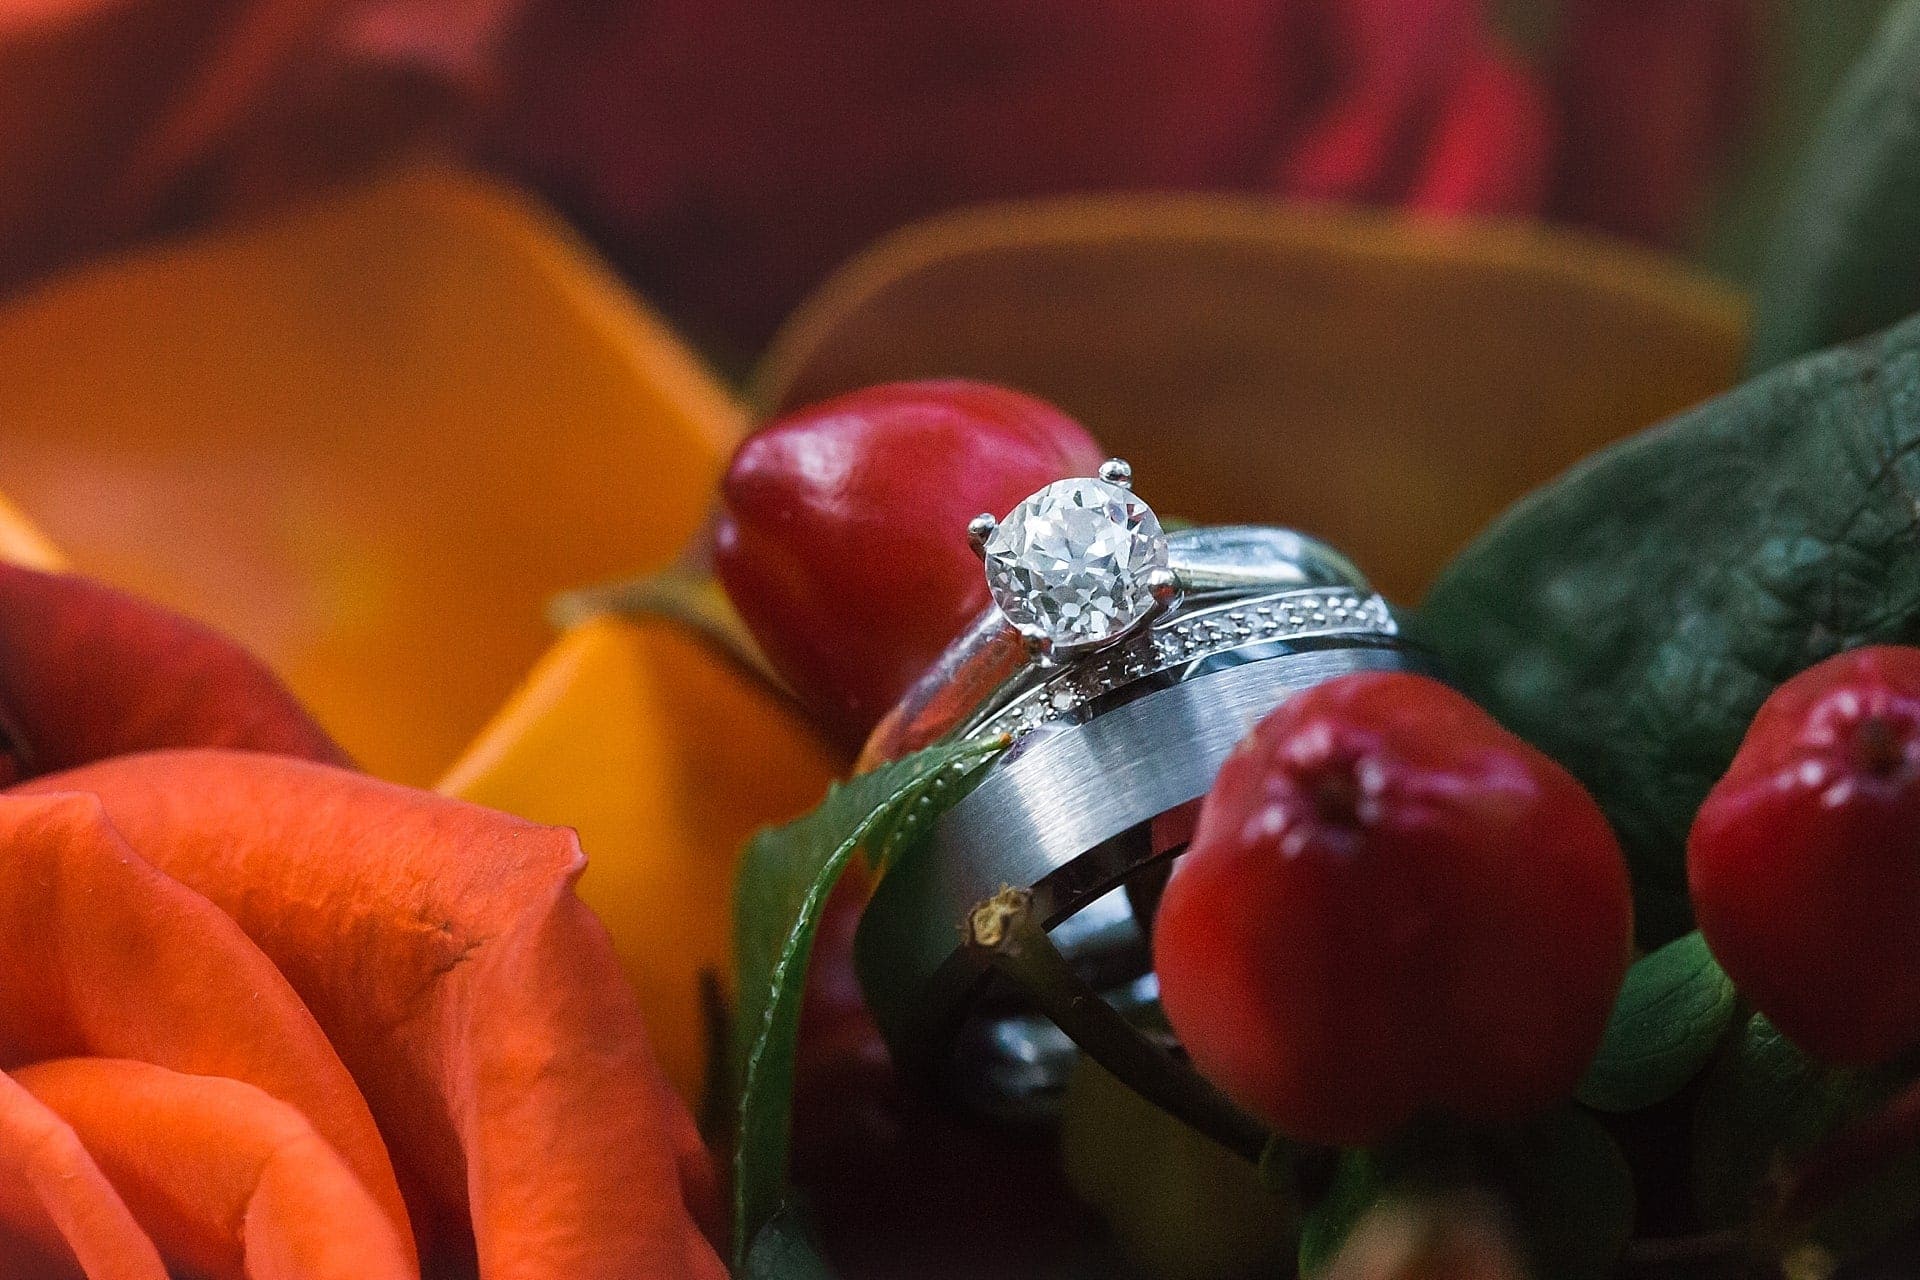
[964,884,1270,1163]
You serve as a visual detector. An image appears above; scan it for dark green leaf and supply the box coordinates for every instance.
[1416,311,1920,944]
[1577,932,1739,1113]
[1694,1015,1920,1255]
[1814,1112,1920,1258]
[1749,0,1920,373]
[1297,1151,1382,1275]
[1492,1109,1636,1280]
[1256,1134,1313,1199]
[741,1210,837,1280]
[1704,0,1894,284]
[1297,1111,1633,1279]
[730,737,1005,1268]
[1695,1015,1848,1228]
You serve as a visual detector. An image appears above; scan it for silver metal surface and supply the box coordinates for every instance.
[857,514,1419,1112]
[960,587,1396,745]
[1164,524,1368,596]
[855,638,1430,1098]
[861,524,1373,764]
[938,646,1411,911]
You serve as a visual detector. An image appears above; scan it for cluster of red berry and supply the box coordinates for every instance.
[719,379,1920,1159]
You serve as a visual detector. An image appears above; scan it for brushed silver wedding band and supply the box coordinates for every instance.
[855,499,1426,1116]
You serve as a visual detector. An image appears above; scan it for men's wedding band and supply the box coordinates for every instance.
[853,459,1431,1116]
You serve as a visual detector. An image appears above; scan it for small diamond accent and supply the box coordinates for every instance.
[967,588,1396,744]
[982,476,1168,651]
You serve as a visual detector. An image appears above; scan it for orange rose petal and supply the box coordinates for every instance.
[0,1069,165,1280]
[441,614,840,1103]
[0,791,413,1267]
[26,750,727,1279]
[0,171,745,784]
[15,1058,413,1280]
[0,491,63,572]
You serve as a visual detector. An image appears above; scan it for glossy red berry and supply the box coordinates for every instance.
[1688,645,1920,1066]
[1153,672,1633,1148]
[716,380,1104,744]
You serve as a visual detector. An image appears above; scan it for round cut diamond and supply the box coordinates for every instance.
[982,476,1168,649]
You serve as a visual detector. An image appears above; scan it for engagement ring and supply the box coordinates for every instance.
[855,459,1432,1118]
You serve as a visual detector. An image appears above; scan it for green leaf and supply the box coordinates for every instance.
[1703,0,1893,284]
[1297,1151,1382,1275]
[1492,1109,1636,1280]
[1297,1111,1633,1279]
[1694,1013,1854,1233]
[1694,1014,1920,1255]
[730,737,1006,1268]
[1416,311,1920,944]
[1256,1134,1313,1199]
[741,1210,837,1280]
[1577,932,1739,1113]
[1749,0,1920,373]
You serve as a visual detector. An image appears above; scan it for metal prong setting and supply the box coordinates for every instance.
[1097,457,1133,489]
[968,512,999,559]
[1015,625,1057,668]
[1142,566,1182,626]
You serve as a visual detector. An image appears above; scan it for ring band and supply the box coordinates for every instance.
[854,461,1425,1115]
[957,587,1396,746]
[860,525,1371,767]
[856,600,1430,1113]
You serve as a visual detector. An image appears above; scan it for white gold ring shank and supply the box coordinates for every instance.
[856,573,1427,1115]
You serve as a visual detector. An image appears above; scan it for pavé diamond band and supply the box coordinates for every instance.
[957,586,1398,746]
[855,460,1430,1115]
[860,517,1375,767]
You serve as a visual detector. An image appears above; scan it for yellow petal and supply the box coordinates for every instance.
[758,196,1748,602]
[0,491,64,571]
[439,615,838,1103]
[0,168,745,782]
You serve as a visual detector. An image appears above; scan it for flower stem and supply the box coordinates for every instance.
[965,884,1270,1163]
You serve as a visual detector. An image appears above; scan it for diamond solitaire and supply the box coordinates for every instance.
[970,458,1175,659]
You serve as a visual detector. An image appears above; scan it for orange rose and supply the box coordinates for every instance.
[0,562,724,1279]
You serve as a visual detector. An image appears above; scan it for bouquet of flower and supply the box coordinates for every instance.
[2,2,1919,1278]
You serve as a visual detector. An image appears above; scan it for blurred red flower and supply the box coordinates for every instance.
[500,0,1558,344]
[0,0,1752,347]
[1551,0,1756,245]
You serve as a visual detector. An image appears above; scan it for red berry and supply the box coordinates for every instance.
[716,380,1104,744]
[1688,645,1920,1066]
[1153,672,1633,1147]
